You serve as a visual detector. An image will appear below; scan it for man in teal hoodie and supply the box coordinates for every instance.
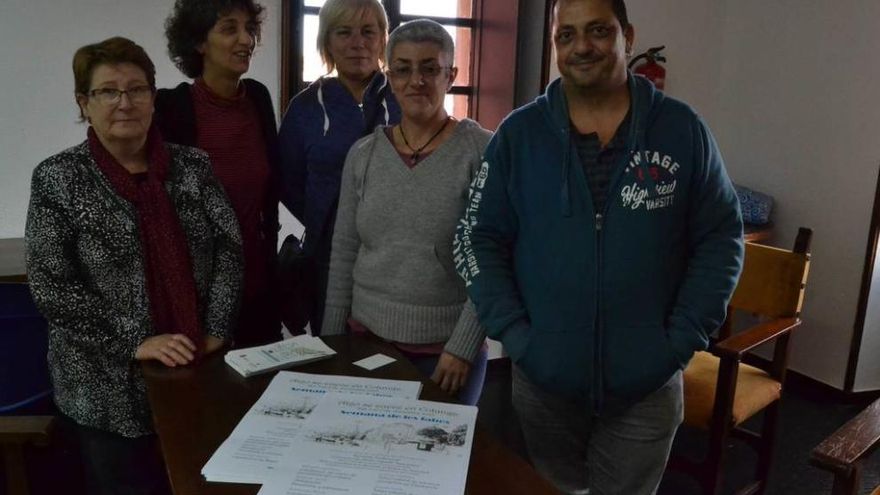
[454,0,743,493]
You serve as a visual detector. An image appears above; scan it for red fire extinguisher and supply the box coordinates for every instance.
[629,46,667,90]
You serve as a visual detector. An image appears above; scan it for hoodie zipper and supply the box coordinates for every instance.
[550,73,648,416]
[593,211,604,415]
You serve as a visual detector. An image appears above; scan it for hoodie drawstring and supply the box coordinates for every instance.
[628,76,660,201]
[375,74,391,125]
[317,78,331,136]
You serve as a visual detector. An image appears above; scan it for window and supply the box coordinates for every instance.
[283,0,476,119]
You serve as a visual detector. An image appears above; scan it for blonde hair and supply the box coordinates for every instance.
[317,0,389,73]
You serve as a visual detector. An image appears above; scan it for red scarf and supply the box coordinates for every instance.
[88,126,204,354]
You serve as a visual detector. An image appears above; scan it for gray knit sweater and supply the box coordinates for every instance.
[322,119,492,362]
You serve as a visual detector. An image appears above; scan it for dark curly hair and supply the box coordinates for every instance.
[165,0,265,78]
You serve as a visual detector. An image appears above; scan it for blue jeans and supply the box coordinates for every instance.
[512,366,683,495]
[408,345,489,406]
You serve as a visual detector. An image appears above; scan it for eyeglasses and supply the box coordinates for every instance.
[386,65,451,81]
[86,85,154,105]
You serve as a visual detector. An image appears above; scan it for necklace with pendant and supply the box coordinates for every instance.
[399,117,451,165]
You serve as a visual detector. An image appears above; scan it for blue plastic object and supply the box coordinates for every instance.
[0,283,52,414]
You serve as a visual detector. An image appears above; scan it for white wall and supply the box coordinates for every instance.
[858,241,880,390]
[0,0,284,239]
[626,0,727,126]
[712,0,880,390]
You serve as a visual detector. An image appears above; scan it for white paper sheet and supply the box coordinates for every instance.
[352,353,397,371]
[257,394,477,495]
[202,371,422,484]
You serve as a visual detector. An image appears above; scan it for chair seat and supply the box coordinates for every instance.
[683,351,782,429]
[873,486,880,495]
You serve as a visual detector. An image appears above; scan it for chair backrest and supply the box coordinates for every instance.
[0,283,52,415]
[729,228,812,319]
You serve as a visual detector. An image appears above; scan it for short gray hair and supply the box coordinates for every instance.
[386,19,454,66]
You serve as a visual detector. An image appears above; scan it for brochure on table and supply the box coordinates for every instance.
[258,393,478,495]
[224,335,337,377]
[202,371,423,484]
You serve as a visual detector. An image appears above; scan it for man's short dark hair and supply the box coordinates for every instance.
[552,0,630,29]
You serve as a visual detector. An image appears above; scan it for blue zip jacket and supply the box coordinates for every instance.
[279,73,400,254]
[455,75,744,412]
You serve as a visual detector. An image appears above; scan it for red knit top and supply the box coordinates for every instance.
[192,79,271,301]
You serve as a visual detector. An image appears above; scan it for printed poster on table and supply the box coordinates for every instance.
[202,371,423,484]
[258,393,478,495]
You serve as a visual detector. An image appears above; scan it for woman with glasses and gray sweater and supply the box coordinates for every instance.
[321,19,491,405]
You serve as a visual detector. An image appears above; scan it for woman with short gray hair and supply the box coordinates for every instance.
[385,17,455,64]
[322,19,491,405]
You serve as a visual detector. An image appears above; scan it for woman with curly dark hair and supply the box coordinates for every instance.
[156,0,282,348]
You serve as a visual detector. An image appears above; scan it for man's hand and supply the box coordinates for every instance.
[135,334,197,367]
[431,352,472,396]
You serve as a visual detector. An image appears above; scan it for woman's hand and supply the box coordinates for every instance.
[203,335,225,355]
[135,334,197,367]
[431,352,471,396]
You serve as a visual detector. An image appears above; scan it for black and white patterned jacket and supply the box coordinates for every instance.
[25,140,242,437]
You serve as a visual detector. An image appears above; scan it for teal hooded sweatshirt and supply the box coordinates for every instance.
[455,75,744,413]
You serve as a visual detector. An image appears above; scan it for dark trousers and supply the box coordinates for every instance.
[68,418,171,495]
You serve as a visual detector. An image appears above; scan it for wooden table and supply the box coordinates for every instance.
[142,334,559,495]
[0,238,26,283]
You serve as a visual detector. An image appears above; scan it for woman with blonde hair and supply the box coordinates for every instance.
[279,0,400,335]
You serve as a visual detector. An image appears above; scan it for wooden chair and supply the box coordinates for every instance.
[0,283,55,495]
[810,397,880,495]
[669,227,812,495]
